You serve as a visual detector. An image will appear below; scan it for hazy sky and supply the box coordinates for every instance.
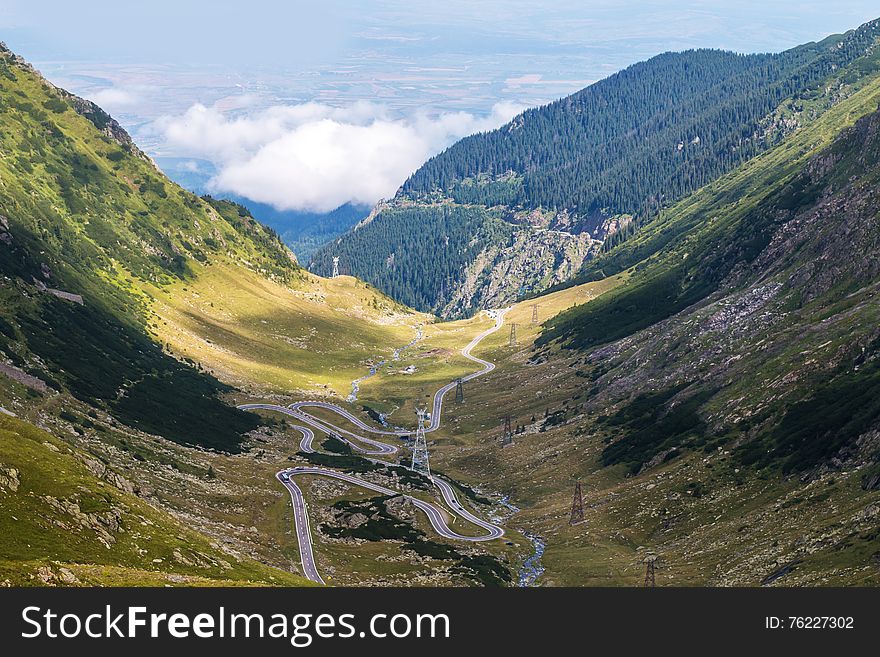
[2,1,878,211]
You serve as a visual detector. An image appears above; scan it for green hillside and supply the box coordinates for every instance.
[0,413,312,586]
[0,43,300,453]
[0,43,443,586]
[535,71,880,478]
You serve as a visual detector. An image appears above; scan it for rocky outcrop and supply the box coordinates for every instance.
[439,228,599,317]
[0,214,12,245]
[384,494,416,522]
[33,565,80,586]
[42,495,125,549]
[0,465,20,492]
[0,362,49,393]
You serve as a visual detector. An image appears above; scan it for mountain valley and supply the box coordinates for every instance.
[2,17,880,588]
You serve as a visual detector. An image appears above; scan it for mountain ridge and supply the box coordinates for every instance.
[314,18,880,317]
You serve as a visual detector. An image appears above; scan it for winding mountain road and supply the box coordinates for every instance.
[240,308,509,583]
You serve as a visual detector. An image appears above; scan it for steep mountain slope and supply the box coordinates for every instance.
[0,44,431,585]
[0,42,301,453]
[314,18,880,317]
[537,74,880,478]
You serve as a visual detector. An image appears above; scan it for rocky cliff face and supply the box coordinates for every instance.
[439,228,599,316]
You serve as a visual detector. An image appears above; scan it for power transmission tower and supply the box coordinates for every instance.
[509,323,517,347]
[501,415,513,447]
[331,256,340,278]
[531,303,539,325]
[570,481,585,525]
[644,555,656,587]
[455,378,464,403]
[410,407,431,478]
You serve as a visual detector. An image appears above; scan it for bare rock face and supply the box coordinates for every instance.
[33,565,80,586]
[309,477,351,501]
[440,229,599,318]
[385,494,416,522]
[104,470,138,496]
[341,512,369,528]
[82,457,107,479]
[42,495,125,548]
[0,465,20,492]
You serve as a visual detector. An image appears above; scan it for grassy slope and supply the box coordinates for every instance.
[0,414,312,586]
[0,47,425,585]
[352,275,626,424]
[148,269,429,398]
[401,285,880,586]
[0,46,300,453]
[153,267,624,585]
[275,279,629,584]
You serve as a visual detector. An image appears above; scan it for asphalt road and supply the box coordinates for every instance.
[239,308,509,583]
[276,468,324,583]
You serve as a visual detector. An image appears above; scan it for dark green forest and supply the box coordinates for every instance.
[404,22,880,225]
[312,205,515,312]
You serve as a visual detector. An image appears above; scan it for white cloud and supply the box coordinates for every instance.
[89,87,139,109]
[505,73,543,87]
[154,100,526,213]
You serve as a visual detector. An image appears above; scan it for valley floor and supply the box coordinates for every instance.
[3,260,877,586]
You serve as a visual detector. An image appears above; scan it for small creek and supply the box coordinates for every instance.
[497,494,546,587]
[347,325,423,403]
[518,533,546,587]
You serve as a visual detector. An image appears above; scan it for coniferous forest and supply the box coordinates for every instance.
[404,31,879,220]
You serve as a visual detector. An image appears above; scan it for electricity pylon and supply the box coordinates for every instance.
[570,481,585,525]
[410,407,431,477]
[501,415,513,446]
[332,256,340,278]
[531,304,539,324]
[455,378,464,403]
[644,555,657,587]
[509,323,517,347]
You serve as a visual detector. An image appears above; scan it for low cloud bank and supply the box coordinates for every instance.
[155,100,525,212]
